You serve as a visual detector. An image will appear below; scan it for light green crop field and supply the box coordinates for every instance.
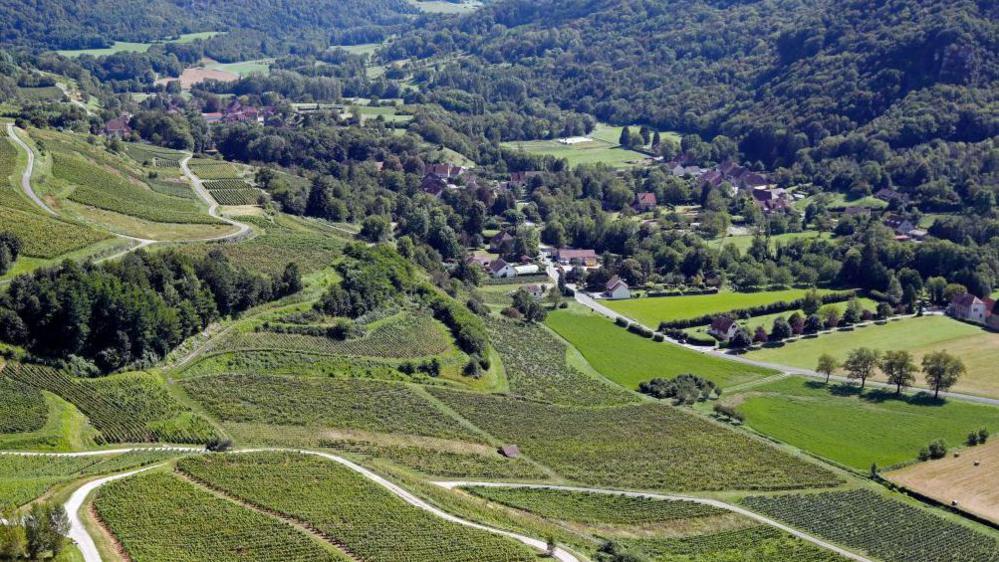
[501,138,647,168]
[793,192,888,212]
[747,315,999,399]
[206,58,273,76]
[331,43,382,56]
[733,376,999,470]
[605,288,828,327]
[546,306,775,389]
[708,231,830,251]
[406,0,483,14]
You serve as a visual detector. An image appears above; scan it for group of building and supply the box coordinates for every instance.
[947,293,999,329]
[201,100,277,125]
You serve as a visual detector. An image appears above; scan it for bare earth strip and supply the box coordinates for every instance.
[886,439,999,524]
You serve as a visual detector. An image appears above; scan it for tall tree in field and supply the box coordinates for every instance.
[880,350,916,394]
[843,347,880,389]
[816,353,839,384]
[619,126,632,147]
[652,131,662,148]
[922,351,965,399]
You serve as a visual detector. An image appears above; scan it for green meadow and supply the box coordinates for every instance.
[605,288,828,327]
[734,376,999,470]
[546,306,775,389]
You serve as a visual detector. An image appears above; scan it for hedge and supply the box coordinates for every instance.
[657,290,856,331]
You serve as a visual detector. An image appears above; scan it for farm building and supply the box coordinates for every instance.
[489,259,517,278]
[466,255,492,269]
[947,294,990,324]
[604,276,631,300]
[751,187,791,213]
[520,284,547,299]
[634,192,657,211]
[883,214,916,236]
[513,264,540,276]
[555,248,599,267]
[104,113,132,137]
[489,231,514,253]
[709,316,740,341]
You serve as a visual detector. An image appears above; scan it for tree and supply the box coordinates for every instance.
[843,347,880,389]
[803,314,823,334]
[880,350,916,394]
[816,353,839,384]
[769,316,792,341]
[875,301,893,319]
[801,289,822,315]
[922,350,965,399]
[359,215,391,242]
[729,328,752,349]
[753,325,768,343]
[619,126,633,147]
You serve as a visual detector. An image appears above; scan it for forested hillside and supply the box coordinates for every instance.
[391,0,998,208]
[0,0,418,51]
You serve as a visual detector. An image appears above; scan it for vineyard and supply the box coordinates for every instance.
[147,176,197,199]
[95,472,349,562]
[209,312,453,359]
[742,490,999,562]
[430,389,842,492]
[182,374,486,442]
[189,158,242,179]
[208,188,261,205]
[0,450,179,507]
[325,441,550,480]
[122,142,185,167]
[486,318,638,406]
[2,364,219,444]
[180,350,411,382]
[0,376,48,433]
[176,452,539,562]
[54,153,217,224]
[622,525,847,561]
[175,214,346,275]
[464,487,724,524]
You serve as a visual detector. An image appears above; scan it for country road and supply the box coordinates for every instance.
[5,447,582,562]
[435,481,873,562]
[179,155,251,241]
[562,275,999,407]
[6,123,56,216]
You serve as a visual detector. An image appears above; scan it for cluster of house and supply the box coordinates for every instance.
[708,316,741,342]
[201,100,277,125]
[947,293,999,329]
[883,213,927,241]
[421,165,543,199]
[666,155,792,214]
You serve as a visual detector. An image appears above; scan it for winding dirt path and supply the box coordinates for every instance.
[179,155,251,241]
[6,123,56,216]
[435,481,873,562]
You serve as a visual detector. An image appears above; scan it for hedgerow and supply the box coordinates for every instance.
[95,472,348,562]
[742,490,998,562]
[657,291,856,330]
[177,452,539,562]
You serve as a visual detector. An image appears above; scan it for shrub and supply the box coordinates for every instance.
[615,317,630,328]
[927,439,947,459]
[639,374,718,405]
[206,437,233,452]
[713,403,744,422]
[967,431,980,446]
[652,333,665,342]
[978,427,989,444]
[686,333,717,346]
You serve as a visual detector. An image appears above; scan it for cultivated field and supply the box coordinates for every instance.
[731,376,999,470]
[708,230,830,251]
[177,452,539,562]
[887,438,999,524]
[742,489,998,562]
[430,388,841,492]
[746,315,999,398]
[56,32,221,57]
[622,526,845,562]
[606,288,828,327]
[546,307,775,389]
[95,472,348,562]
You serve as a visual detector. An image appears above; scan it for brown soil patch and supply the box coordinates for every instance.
[886,438,999,524]
[89,501,132,562]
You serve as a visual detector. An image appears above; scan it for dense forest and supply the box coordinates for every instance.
[387,0,998,209]
[0,0,418,52]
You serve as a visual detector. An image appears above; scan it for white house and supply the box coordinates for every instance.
[708,316,740,341]
[521,284,547,299]
[489,259,517,279]
[604,276,631,300]
[948,293,989,324]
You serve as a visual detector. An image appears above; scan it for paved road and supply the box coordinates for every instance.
[17,447,580,562]
[565,276,999,406]
[435,481,873,562]
[179,155,251,242]
[6,123,56,216]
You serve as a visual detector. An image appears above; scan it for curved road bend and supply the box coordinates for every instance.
[179,155,251,242]
[12,447,580,562]
[436,481,873,562]
[569,286,999,407]
[6,123,56,216]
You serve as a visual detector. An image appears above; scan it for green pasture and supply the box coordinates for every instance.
[605,288,829,327]
[56,32,222,57]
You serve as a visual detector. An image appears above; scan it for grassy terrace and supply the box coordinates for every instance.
[546,306,775,389]
[732,376,999,470]
[605,288,827,327]
[746,315,999,399]
[499,124,672,168]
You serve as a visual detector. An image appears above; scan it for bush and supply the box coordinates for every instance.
[639,374,717,405]
[686,333,717,346]
[927,439,947,460]
[614,317,630,328]
[652,333,665,342]
[967,431,980,446]
[713,403,744,422]
[978,427,989,444]
[206,438,233,452]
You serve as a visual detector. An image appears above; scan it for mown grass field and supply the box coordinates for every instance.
[605,288,826,327]
[887,438,999,524]
[746,315,999,398]
[498,122,666,169]
[56,32,221,57]
[683,297,878,340]
[546,307,775,389]
[708,230,830,251]
[732,376,999,470]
